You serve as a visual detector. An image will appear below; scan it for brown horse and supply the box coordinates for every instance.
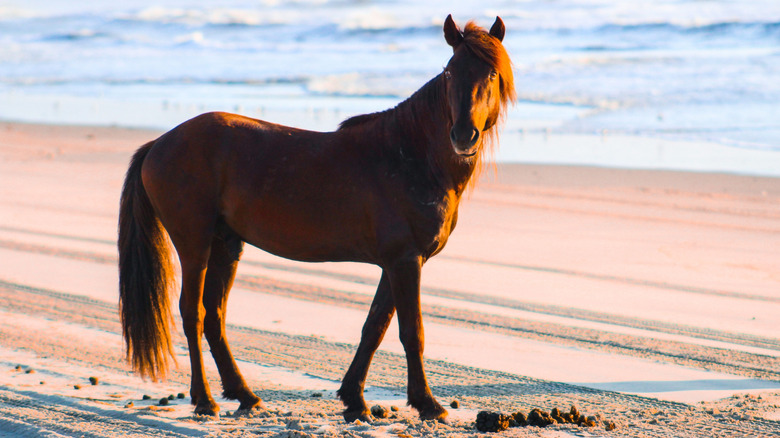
[118,14,515,422]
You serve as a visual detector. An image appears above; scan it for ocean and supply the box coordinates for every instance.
[1,0,779,175]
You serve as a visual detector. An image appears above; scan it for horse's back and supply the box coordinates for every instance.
[147,111,320,160]
[141,111,332,195]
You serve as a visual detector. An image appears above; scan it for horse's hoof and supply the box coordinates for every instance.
[419,405,448,423]
[343,409,373,423]
[234,406,263,417]
[237,396,265,413]
[194,402,220,417]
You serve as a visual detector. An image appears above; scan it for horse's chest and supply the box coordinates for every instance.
[409,198,459,259]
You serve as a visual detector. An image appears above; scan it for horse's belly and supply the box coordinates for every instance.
[245,230,369,263]
[226,200,375,264]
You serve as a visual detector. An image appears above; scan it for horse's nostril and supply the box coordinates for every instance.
[469,128,480,146]
[450,128,458,144]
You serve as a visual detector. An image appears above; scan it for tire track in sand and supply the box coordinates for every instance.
[2,281,780,438]
[1,236,779,381]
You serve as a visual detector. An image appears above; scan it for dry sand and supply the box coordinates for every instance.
[1,120,779,437]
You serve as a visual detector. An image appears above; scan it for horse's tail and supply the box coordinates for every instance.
[118,141,176,381]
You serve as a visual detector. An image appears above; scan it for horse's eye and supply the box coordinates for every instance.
[444,70,452,80]
[490,70,498,80]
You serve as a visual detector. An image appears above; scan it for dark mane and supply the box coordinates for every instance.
[462,21,515,105]
[338,111,388,131]
[460,21,516,157]
[337,75,445,133]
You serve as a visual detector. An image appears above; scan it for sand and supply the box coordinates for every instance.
[1,120,779,437]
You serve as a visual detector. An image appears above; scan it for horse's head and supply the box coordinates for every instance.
[442,15,515,158]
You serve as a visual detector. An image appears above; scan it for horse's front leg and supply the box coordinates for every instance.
[387,257,447,422]
[338,272,395,422]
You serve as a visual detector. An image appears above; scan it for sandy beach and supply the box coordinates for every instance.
[1,120,779,437]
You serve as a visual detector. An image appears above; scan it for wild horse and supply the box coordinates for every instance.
[118,14,515,422]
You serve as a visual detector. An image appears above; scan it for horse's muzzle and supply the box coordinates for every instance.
[450,127,480,156]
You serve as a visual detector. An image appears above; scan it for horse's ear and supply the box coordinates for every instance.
[443,14,463,49]
[489,16,505,42]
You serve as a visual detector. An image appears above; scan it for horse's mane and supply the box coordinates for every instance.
[459,21,516,164]
[338,111,387,131]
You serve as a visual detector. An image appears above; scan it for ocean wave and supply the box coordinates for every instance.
[0,6,40,20]
[118,6,289,27]
[595,20,780,37]
[0,76,310,87]
[573,44,655,52]
[115,6,439,34]
[306,72,422,98]
[336,9,439,32]
[22,6,780,44]
[715,135,780,152]
[173,31,205,46]
[42,29,112,42]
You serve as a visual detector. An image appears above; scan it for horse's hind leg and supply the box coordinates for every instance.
[175,241,220,415]
[338,272,394,422]
[141,143,224,415]
[202,230,263,412]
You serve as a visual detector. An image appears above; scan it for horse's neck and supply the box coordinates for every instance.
[389,75,477,197]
